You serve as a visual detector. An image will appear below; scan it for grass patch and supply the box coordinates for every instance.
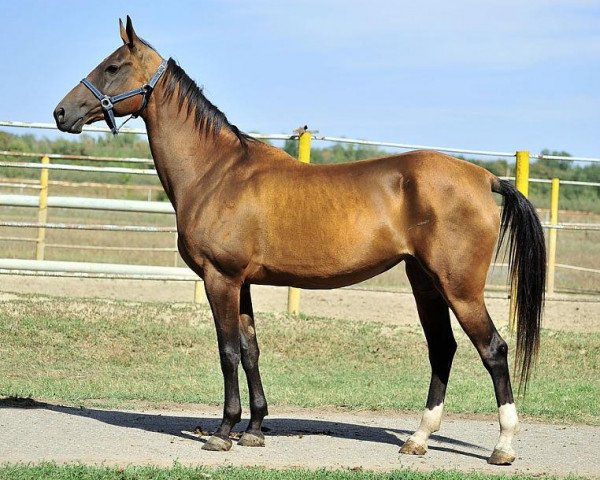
[0,464,586,480]
[0,296,598,424]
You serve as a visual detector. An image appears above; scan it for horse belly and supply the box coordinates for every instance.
[249,216,409,289]
[252,254,406,289]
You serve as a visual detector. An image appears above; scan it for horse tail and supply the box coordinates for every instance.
[492,178,546,392]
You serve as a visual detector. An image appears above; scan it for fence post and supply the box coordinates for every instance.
[287,126,311,315]
[194,281,207,304]
[509,150,530,330]
[515,150,530,197]
[546,177,560,296]
[173,233,179,267]
[35,155,50,260]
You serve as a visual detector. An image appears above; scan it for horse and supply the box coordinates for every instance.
[54,17,546,465]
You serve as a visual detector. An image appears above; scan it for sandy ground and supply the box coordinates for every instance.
[1,275,599,476]
[1,275,598,332]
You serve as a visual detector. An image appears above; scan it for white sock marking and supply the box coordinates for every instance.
[409,403,444,446]
[494,402,519,454]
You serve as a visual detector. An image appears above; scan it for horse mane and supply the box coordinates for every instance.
[161,58,254,146]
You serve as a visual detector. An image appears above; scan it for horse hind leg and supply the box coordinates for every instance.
[400,259,457,456]
[435,268,519,465]
[453,300,518,464]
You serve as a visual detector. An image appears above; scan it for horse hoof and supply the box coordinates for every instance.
[202,435,232,451]
[487,448,516,465]
[238,431,265,447]
[399,439,427,456]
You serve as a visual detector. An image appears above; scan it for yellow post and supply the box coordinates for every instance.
[546,178,560,296]
[194,281,207,304]
[173,233,179,267]
[509,151,530,331]
[35,155,50,260]
[287,127,311,315]
[515,150,530,197]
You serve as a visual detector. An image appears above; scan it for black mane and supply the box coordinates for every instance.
[161,58,253,146]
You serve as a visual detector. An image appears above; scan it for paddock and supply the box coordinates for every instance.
[0,120,598,476]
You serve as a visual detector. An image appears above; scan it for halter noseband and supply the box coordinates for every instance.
[80,59,168,135]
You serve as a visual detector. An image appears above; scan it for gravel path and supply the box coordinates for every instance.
[1,401,598,477]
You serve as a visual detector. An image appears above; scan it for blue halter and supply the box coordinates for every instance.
[80,59,168,135]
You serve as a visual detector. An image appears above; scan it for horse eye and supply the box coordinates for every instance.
[106,64,120,74]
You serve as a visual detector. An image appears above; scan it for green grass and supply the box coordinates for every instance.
[0,296,598,424]
[0,464,587,480]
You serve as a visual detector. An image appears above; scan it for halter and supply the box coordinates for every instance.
[80,59,168,135]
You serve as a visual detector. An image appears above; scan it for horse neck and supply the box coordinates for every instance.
[141,84,243,208]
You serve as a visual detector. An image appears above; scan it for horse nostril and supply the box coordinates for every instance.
[54,107,65,124]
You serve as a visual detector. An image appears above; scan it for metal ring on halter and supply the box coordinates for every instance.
[100,97,113,109]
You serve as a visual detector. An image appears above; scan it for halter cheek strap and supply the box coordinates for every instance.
[80,59,168,135]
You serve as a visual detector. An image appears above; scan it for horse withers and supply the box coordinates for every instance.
[54,17,546,465]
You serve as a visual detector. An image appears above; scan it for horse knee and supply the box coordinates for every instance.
[220,346,241,371]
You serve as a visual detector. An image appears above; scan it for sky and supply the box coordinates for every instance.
[1,0,599,157]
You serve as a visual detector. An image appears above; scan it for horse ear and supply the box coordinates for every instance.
[125,15,140,48]
[119,18,129,45]
[119,16,139,48]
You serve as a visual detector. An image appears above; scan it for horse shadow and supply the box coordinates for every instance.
[0,396,489,461]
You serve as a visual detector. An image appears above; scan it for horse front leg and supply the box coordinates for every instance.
[237,283,269,447]
[201,269,243,452]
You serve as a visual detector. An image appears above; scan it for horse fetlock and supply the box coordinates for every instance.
[224,409,242,425]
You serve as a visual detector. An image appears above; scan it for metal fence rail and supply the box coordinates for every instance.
[0,150,153,165]
[0,194,173,213]
[0,160,156,175]
[500,176,600,188]
[2,120,600,163]
[0,258,197,281]
[0,220,176,232]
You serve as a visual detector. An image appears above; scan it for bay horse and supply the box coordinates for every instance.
[54,17,545,465]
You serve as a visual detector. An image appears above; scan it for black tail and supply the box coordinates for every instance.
[493,178,546,392]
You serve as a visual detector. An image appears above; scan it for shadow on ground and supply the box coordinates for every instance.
[0,396,489,461]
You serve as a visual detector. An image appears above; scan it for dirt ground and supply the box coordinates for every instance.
[1,275,599,476]
[1,274,598,332]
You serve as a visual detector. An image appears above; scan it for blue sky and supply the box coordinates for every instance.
[1,0,599,156]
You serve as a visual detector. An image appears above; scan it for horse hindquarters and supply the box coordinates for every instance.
[403,179,520,464]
